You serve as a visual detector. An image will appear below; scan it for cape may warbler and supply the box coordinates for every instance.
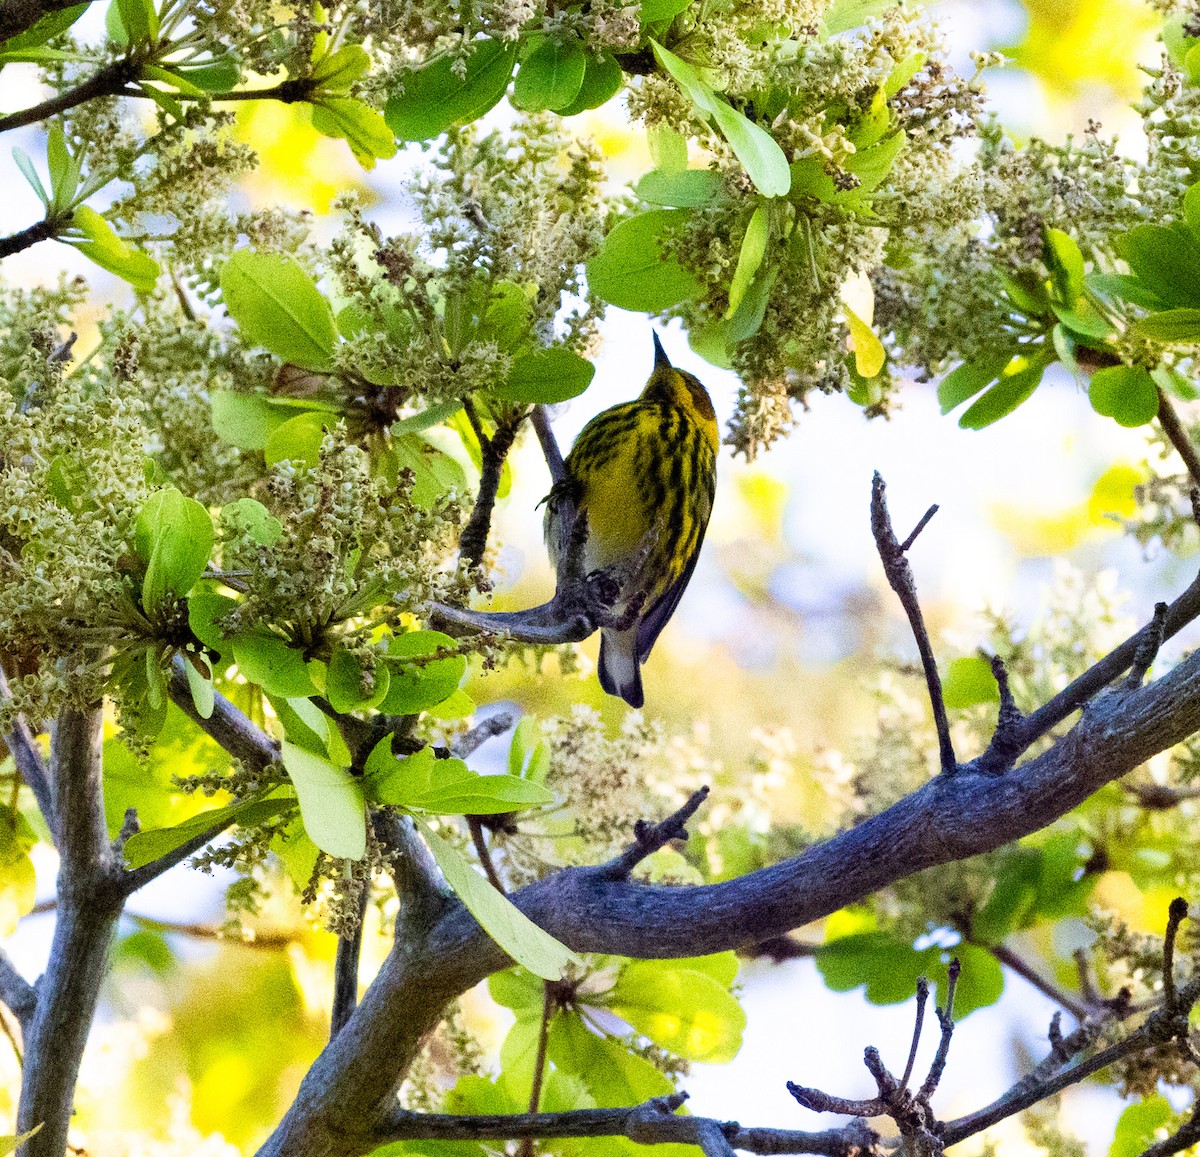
[544,333,718,707]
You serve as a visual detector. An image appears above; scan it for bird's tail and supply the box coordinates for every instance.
[598,627,644,708]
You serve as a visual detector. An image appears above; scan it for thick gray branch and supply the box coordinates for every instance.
[18,706,124,1157]
[258,638,1200,1157]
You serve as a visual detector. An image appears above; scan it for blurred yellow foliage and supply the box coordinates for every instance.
[1005,0,1159,100]
[235,101,375,213]
[1092,870,1177,933]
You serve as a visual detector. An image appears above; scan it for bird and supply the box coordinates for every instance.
[544,333,718,707]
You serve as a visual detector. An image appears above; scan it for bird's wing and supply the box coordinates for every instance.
[636,538,703,664]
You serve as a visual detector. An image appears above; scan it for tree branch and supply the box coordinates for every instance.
[331,884,370,1039]
[0,0,82,43]
[257,617,1200,1157]
[459,411,523,570]
[167,657,280,771]
[870,474,954,775]
[18,705,126,1157]
[0,216,67,261]
[0,56,140,134]
[531,405,566,486]
[987,942,1090,1020]
[0,662,57,844]
[370,1095,879,1156]
[1155,389,1200,492]
[0,948,35,1032]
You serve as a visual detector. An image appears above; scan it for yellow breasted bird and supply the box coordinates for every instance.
[544,333,718,707]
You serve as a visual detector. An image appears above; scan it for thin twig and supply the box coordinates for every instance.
[870,474,954,775]
[1127,602,1169,689]
[600,787,710,880]
[988,943,1090,1020]
[917,957,959,1102]
[459,413,523,570]
[0,216,67,261]
[373,1093,878,1155]
[899,978,928,1091]
[531,405,566,486]
[0,57,140,134]
[517,984,556,1157]
[467,816,506,893]
[0,662,57,844]
[450,711,517,759]
[1156,389,1200,491]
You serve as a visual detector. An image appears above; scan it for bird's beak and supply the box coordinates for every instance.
[652,330,671,370]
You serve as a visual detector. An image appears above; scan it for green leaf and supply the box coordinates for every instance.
[311,97,398,169]
[222,497,282,547]
[263,412,328,468]
[391,434,467,508]
[1049,297,1113,342]
[647,123,688,171]
[184,657,214,719]
[281,741,366,860]
[707,95,790,198]
[635,168,724,207]
[958,355,1047,430]
[406,772,553,815]
[379,630,466,714]
[390,398,467,435]
[1044,227,1085,303]
[142,62,208,98]
[1119,223,1200,309]
[843,130,905,195]
[1131,308,1200,343]
[385,40,517,141]
[513,39,587,113]
[211,390,290,450]
[66,205,160,291]
[169,54,240,92]
[650,40,789,196]
[115,0,157,43]
[1111,1097,1172,1157]
[937,350,1016,415]
[884,52,926,97]
[1088,364,1159,427]
[123,796,291,870]
[725,204,769,319]
[418,820,577,979]
[230,633,319,698]
[607,960,745,1062]
[970,847,1042,944]
[557,51,623,115]
[326,647,391,713]
[639,0,693,19]
[816,930,935,1004]
[942,655,1000,709]
[12,147,49,206]
[821,0,891,35]
[187,591,236,651]
[1086,272,1166,311]
[843,304,885,378]
[547,1015,673,1106]
[311,44,370,89]
[220,250,338,372]
[0,1126,43,1155]
[585,210,701,311]
[496,347,595,404]
[134,489,215,614]
[46,122,78,209]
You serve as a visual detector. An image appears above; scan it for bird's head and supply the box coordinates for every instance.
[642,332,717,425]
